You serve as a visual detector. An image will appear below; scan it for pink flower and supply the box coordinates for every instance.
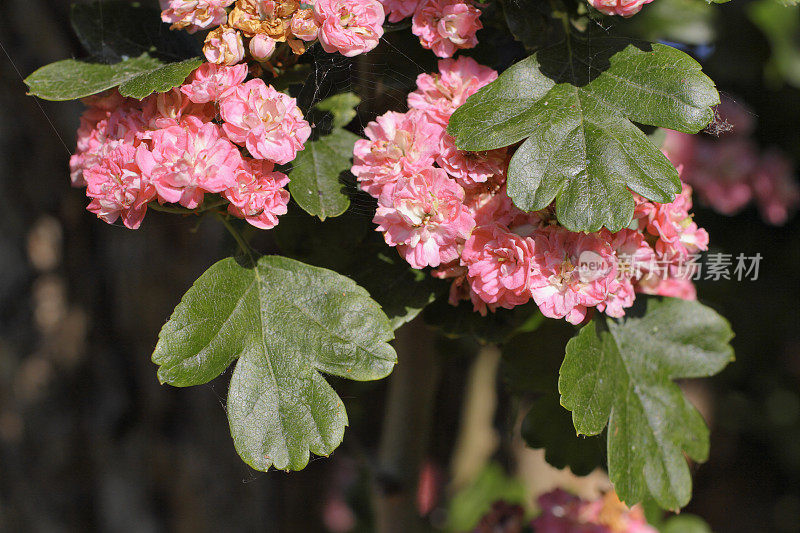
[160,0,235,33]
[595,229,654,317]
[462,224,535,309]
[533,490,657,533]
[635,183,709,261]
[142,87,217,130]
[136,117,242,208]
[249,34,277,61]
[586,0,653,17]
[684,139,758,216]
[314,0,385,57]
[751,150,800,225]
[291,9,321,41]
[219,79,311,164]
[181,63,248,104]
[437,132,507,187]
[224,158,291,229]
[204,26,246,66]
[352,110,444,197]
[529,227,616,324]
[408,56,497,125]
[85,144,155,229]
[411,0,482,58]
[380,0,421,22]
[636,276,697,300]
[374,168,475,268]
[70,105,148,186]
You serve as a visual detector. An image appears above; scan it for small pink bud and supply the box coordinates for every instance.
[249,34,277,62]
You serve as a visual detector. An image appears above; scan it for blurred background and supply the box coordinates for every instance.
[1,0,800,531]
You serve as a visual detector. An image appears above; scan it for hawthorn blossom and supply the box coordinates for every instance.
[224,159,290,229]
[160,0,235,33]
[636,275,697,300]
[352,109,444,196]
[529,226,616,324]
[437,132,508,187]
[751,150,800,225]
[533,490,657,533]
[411,0,482,58]
[85,144,156,229]
[586,0,654,17]
[313,0,385,57]
[462,224,535,310]
[204,25,246,66]
[408,56,497,125]
[635,184,709,261]
[380,0,421,22]
[291,9,321,41]
[219,79,311,164]
[141,87,216,130]
[374,168,475,268]
[181,63,248,104]
[136,117,242,208]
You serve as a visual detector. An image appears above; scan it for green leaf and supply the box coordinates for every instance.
[661,515,713,533]
[503,326,605,476]
[273,207,441,329]
[447,36,719,232]
[423,298,542,344]
[71,1,200,62]
[315,92,361,129]
[152,255,397,471]
[289,129,359,219]
[24,54,201,101]
[559,298,734,510]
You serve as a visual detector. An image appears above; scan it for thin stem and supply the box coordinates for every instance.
[216,213,255,262]
[147,198,228,215]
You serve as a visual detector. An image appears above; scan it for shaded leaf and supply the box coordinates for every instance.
[289,129,359,219]
[152,255,397,471]
[448,36,719,232]
[559,298,734,509]
[315,92,361,128]
[71,1,200,62]
[423,298,542,344]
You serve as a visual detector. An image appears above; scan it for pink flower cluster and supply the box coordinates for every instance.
[70,63,310,230]
[586,0,654,17]
[353,57,709,324]
[380,0,482,57]
[663,97,800,225]
[160,0,236,33]
[532,490,656,533]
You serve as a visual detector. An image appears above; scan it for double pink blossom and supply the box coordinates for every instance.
[462,224,535,310]
[380,0,421,22]
[635,184,709,261]
[136,117,242,208]
[528,227,617,324]
[181,63,249,104]
[85,144,156,229]
[224,159,291,229]
[374,168,475,268]
[219,79,311,164]
[314,0,385,57]
[160,0,235,33]
[408,56,497,125]
[352,110,444,197]
[586,0,654,17]
[533,490,657,533]
[437,132,508,187]
[411,0,482,58]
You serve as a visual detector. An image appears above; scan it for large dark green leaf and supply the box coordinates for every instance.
[152,255,397,471]
[71,1,200,62]
[559,298,734,509]
[25,54,201,101]
[448,36,719,232]
[289,129,360,220]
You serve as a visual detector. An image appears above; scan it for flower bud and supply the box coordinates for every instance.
[249,33,277,61]
[204,26,246,66]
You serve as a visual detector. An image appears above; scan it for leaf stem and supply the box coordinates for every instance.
[216,213,256,262]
